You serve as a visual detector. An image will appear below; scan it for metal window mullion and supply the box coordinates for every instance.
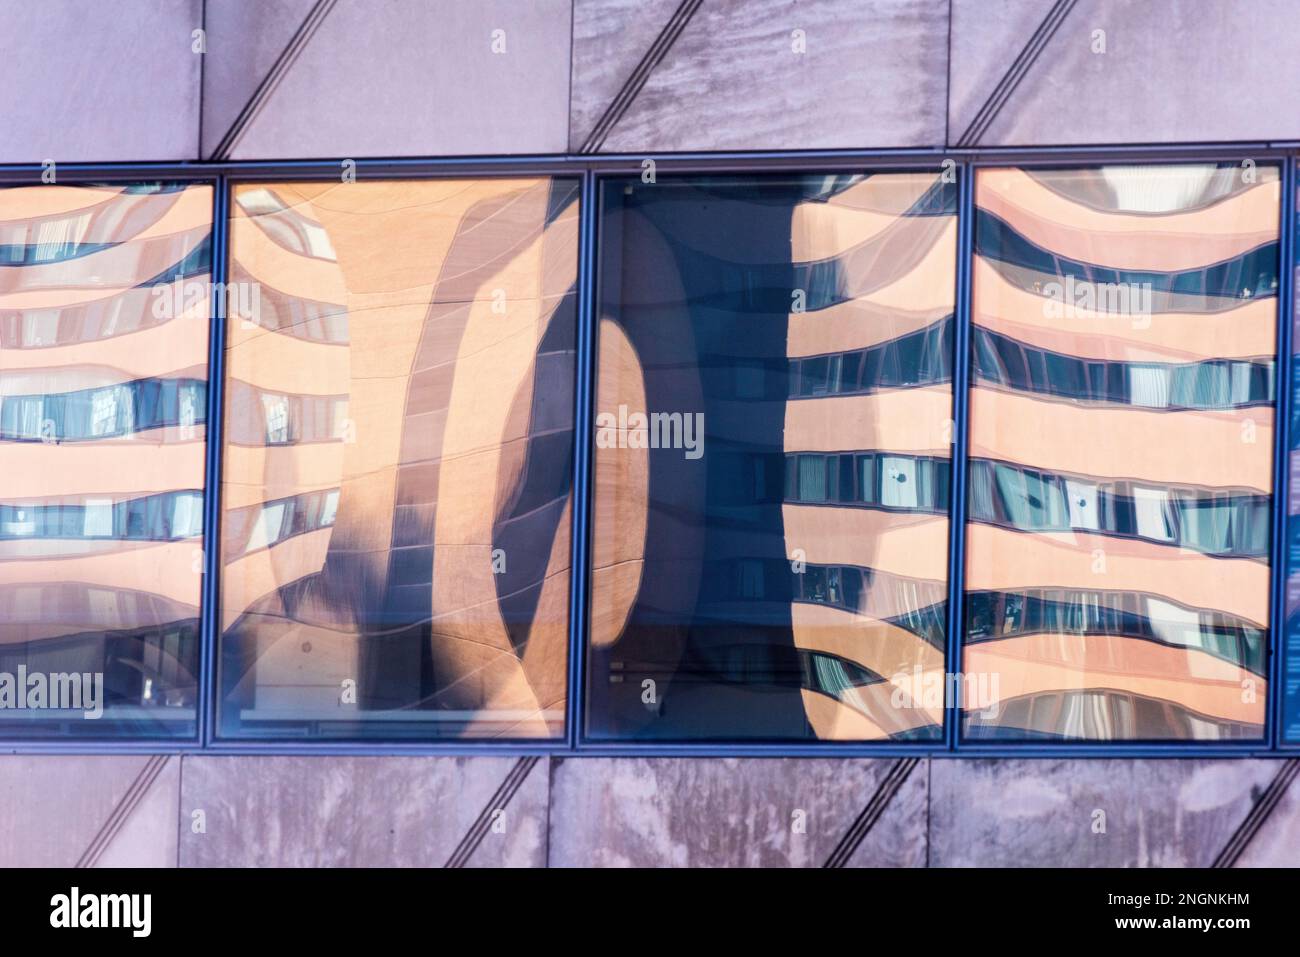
[1269,156,1296,750]
[945,162,976,751]
[198,175,230,747]
[565,170,600,750]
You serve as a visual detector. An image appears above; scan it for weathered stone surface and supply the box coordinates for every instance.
[200,0,319,158]
[953,0,1300,146]
[179,755,548,867]
[947,0,1058,144]
[1231,766,1300,867]
[0,0,202,162]
[229,0,573,158]
[929,758,1278,867]
[569,0,681,150]
[548,756,928,867]
[0,755,178,867]
[577,0,948,152]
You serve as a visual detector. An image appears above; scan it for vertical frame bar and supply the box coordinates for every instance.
[944,161,976,750]
[198,175,230,746]
[1270,156,1296,749]
[566,170,600,749]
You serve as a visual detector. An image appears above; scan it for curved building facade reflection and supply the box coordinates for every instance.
[218,178,579,739]
[0,182,212,737]
[964,164,1279,741]
[587,172,956,740]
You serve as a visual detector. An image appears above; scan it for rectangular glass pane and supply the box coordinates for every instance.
[0,182,212,738]
[217,178,579,740]
[587,172,957,741]
[965,164,1278,741]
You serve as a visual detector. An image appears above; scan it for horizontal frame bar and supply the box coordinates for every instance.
[1,139,1296,183]
[0,740,1289,759]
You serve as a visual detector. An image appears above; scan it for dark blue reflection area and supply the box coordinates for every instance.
[789,318,952,398]
[973,326,1274,411]
[784,451,950,513]
[0,377,206,442]
[0,490,203,542]
[976,208,1279,305]
[967,458,1271,560]
[588,173,954,742]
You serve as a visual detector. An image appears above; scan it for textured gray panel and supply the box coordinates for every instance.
[929,759,1277,867]
[94,758,181,868]
[0,0,203,162]
[957,0,1300,145]
[0,756,176,867]
[178,755,547,867]
[842,758,930,868]
[1231,769,1300,867]
[229,0,572,159]
[464,757,550,868]
[569,0,682,150]
[200,0,320,158]
[947,0,1058,144]
[583,0,948,152]
[548,757,927,867]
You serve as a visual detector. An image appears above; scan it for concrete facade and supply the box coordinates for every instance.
[0,754,1291,867]
[7,0,1300,163]
[4,0,1300,868]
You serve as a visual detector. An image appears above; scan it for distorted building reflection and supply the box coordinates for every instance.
[219,178,579,739]
[0,182,212,737]
[588,172,956,740]
[965,164,1278,740]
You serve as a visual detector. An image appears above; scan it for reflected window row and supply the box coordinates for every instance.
[2,165,1299,746]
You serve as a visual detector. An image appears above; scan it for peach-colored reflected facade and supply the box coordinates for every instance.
[965,165,1278,740]
[220,178,579,739]
[590,173,954,740]
[0,183,212,733]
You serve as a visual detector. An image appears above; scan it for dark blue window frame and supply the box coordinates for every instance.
[0,147,1293,757]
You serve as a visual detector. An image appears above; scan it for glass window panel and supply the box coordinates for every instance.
[880,455,920,509]
[587,171,956,741]
[797,454,827,503]
[0,182,212,738]
[1065,478,1101,531]
[965,163,1278,742]
[218,177,579,740]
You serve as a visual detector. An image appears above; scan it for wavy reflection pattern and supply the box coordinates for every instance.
[219,178,579,740]
[588,173,956,740]
[0,182,212,737]
[964,164,1279,741]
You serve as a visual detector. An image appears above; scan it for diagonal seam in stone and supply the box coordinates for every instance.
[444,756,541,868]
[823,757,920,868]
[1211,758,1300,868]
[955,0,1079,147]
[208,0,340,160]
[578,0,704,154]
[75,754,172,869]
